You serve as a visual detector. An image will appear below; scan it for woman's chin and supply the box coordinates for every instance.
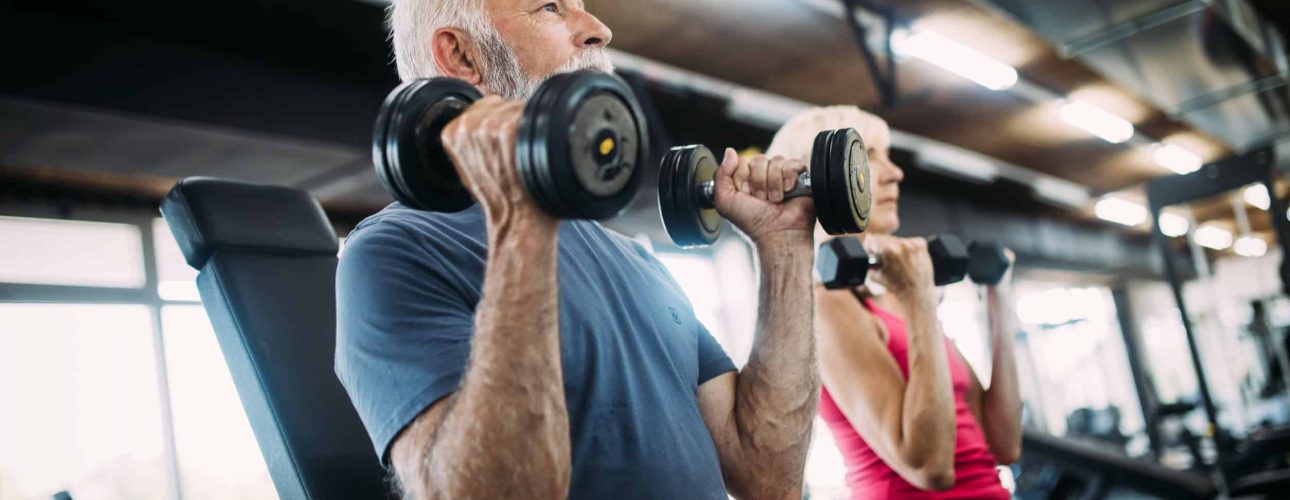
[868,214,899,235]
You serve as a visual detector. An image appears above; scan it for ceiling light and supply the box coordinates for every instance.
[1193,225,1233,250]
[1059,100,1135,144]
[1234,236,1268,257]
[1032,177,1090,208]
[1158,212,1189,237]
[1152,143,1202,175]
[917,146,1000,184]
[1244,184,1271,211]
[1094,197,1148,226]
[891,29,1018,91]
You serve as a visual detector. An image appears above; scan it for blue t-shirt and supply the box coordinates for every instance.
[335,203,737,499]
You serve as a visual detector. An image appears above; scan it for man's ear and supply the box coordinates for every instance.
[430,28,484,85]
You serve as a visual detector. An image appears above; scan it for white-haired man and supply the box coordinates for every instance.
[335,1,820,498]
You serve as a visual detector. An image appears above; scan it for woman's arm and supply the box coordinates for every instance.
[977,282,1023,464]
[817,281,958,491]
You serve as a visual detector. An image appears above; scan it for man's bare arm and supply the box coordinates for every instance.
[389,98,569,499]
[699,237,818,499]
[390,215,567,499]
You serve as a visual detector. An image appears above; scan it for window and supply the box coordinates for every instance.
[1013,282,1148,457]
[162,306,274,499]
[0,304,168,498]
[0,216,144,288]
[153,219,199,302]
[0,211,275,500]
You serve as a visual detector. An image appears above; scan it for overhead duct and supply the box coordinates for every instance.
[979,0,1290,153]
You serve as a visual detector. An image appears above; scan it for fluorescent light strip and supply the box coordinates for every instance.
[1193,224,1233,250]
[1234,236,1268,257]
[1245,184,1271,211]
[1060,100,1135,143]
[1094,197,1148,226]
[891,30,1018,91]
[916,146,1000,183]
[1152,143,1202,174]
[1158,212,1190,237]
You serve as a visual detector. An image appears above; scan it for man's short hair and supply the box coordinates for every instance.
[388,0,489,82]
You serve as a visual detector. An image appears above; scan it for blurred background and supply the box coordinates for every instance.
[2,0,1289,498]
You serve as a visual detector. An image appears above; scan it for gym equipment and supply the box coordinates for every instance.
[657,128,871,247]
[160,178,394,499]
[967,240,1011,285]
[816,234,969,289]
[1017,430,1216,499]
[372,70,648,220]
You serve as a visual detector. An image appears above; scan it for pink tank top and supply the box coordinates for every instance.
[819,297,1008,500]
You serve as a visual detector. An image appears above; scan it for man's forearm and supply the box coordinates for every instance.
[982,287,1022,462]
[732,238,817,494]
[419,218,569,498]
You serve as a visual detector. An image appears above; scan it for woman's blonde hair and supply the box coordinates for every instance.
[765,106,891,163]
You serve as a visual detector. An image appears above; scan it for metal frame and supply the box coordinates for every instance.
[0,201,199,500]
[1144,146,1289,475]
[1111,286,1166,460]
[839,0,900,108]
[1058,0,1212,58]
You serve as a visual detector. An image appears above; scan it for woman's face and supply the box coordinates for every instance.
[865,144,905,235]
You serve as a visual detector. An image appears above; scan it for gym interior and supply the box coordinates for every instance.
[2,0,1290,499]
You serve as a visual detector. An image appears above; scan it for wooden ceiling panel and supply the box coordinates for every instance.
[587,0,1233,195]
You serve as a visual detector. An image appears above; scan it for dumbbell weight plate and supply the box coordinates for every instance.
[810,130,841,235]
[658,145,724,247]
[517,71,647,219]
[375,78,482,212]
[822,128,871,235]
[372,80,410,203]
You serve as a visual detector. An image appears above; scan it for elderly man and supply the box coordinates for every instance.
[335,1,819,498]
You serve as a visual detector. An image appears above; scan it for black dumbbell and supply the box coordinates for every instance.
[372,70,649,219]
[657,128,873,247]
[816,235,970,289]
[967,240,1011,285]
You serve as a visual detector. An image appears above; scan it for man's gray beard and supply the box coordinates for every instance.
[475,29,614,100]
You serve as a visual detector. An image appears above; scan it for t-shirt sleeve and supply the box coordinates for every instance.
[334,220,476,465]
[696,321,736,384]
[622,237,737,385]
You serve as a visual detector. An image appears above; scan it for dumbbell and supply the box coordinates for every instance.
[967,240,1011,285]
[371,70,648,219]
[816,235,970,289]
[657,128,872,247]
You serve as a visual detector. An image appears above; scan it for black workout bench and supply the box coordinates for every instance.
[160,177,393,499]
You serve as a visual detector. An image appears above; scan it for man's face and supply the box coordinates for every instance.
[477,0,614,99]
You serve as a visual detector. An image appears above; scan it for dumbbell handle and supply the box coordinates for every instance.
[696,171,813,209]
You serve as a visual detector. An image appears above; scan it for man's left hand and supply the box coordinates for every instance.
[711,148,816,249]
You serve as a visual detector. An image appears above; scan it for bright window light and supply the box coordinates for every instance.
[1244,184,1271,211]
[1152,143,1202,175]
[1059,100,1135,144]
[1094,197,1148,226]
[1193,224,1233,250]
[1158,212,1190,237]
[1234,236,1268,257]
[891,29,1018,91]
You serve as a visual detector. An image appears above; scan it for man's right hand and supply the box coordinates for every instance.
[863,234,937,302]
[440,96,557,231]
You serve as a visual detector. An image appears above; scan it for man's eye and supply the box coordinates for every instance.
[541,3,558,13]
